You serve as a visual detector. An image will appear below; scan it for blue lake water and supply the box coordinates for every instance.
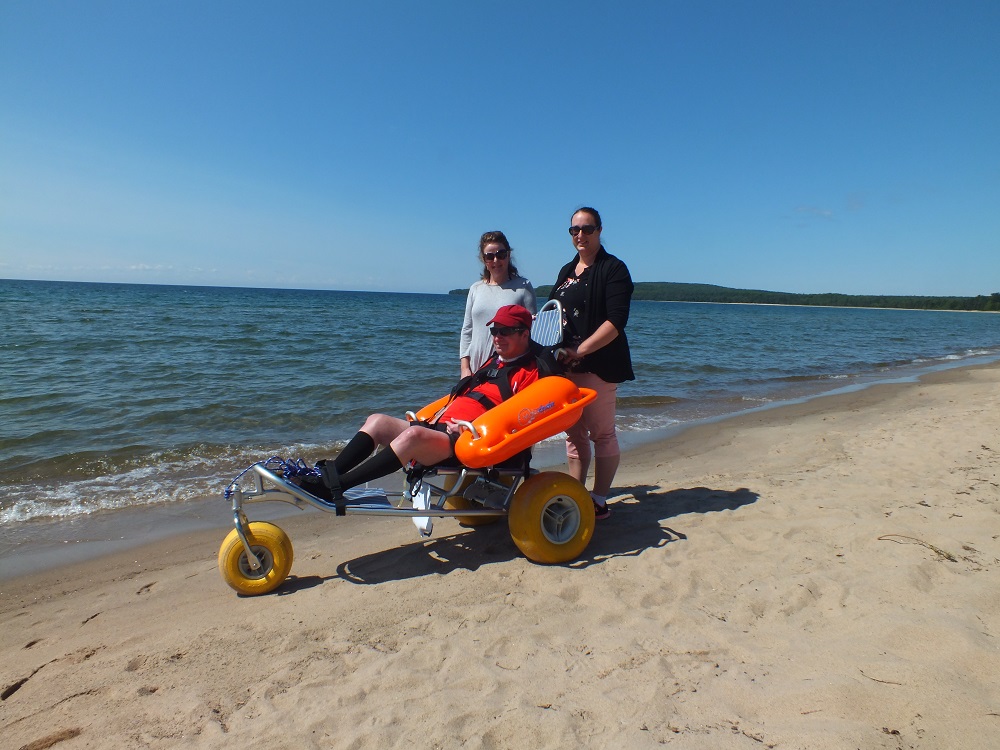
[2,278,999,525]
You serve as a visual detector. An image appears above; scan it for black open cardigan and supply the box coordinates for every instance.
[549,246,635,384]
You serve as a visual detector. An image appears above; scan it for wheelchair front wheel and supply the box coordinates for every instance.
[508,472,594,564]
[218,522,294,595]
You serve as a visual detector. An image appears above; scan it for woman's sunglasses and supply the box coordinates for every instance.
[483,249,510,262]
[489,326,525,337]
[568,224,599,236]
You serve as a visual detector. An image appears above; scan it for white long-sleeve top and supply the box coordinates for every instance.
[459,277,537,372]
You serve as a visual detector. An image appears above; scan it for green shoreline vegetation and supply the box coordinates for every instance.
[449,282,1000,312]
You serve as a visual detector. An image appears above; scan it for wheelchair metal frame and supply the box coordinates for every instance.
[226,459,533,572]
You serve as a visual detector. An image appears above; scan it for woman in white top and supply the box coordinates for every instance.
[460,230,536,377]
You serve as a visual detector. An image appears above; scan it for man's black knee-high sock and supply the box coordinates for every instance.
[333,432,376,474]
[338,447,404,491]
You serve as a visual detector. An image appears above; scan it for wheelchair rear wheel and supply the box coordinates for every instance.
[508,472,594,563]
[442,474,508,527]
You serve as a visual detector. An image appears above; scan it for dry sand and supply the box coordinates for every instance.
[2,362,998,749]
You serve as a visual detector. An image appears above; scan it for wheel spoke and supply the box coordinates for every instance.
[541,496,580,544]
[237,546,273,579]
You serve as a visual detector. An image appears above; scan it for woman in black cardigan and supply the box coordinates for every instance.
[549,207,635,519]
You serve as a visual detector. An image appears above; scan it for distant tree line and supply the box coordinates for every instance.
[508,282,1000,312]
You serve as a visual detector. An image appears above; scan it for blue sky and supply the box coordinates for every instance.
[2,1,998,296]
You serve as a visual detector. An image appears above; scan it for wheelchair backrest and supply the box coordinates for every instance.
[531,299,563,348]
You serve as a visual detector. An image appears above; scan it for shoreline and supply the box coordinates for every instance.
[3,354,998,580]
[2,358,998,747]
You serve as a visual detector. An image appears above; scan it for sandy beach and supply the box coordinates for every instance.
[2,362,998,749]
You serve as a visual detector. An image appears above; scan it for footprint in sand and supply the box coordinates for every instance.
[15,727,82,749]
[557,584,582,603]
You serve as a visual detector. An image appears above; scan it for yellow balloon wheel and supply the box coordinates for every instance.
[218,521,294,595]
[508,472,594,564]
[440,474,505,527]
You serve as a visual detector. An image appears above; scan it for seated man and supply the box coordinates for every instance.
[300,305,541,503]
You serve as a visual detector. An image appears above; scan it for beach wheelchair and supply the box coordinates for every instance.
[218,301,598,596]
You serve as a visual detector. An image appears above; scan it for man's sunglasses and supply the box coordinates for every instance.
[568,224,599,236]
[489,326,526,337]
[483,249,510,261]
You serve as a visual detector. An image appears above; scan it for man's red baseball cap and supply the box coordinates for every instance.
[486,304,533,330]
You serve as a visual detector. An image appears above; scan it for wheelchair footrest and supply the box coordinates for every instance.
[344,487,391,508]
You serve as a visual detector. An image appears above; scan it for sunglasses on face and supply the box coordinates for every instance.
[568,224,599,236]
[483,249,510,262]
[489,326,525,337]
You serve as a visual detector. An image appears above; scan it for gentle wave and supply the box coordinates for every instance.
[774,373,852,383]
[617,394,683,407]
[0,438,347,523]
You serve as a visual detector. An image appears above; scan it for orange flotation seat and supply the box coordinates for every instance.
[453,376,596,468]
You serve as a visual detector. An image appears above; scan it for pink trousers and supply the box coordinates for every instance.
[564,372,619,461]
